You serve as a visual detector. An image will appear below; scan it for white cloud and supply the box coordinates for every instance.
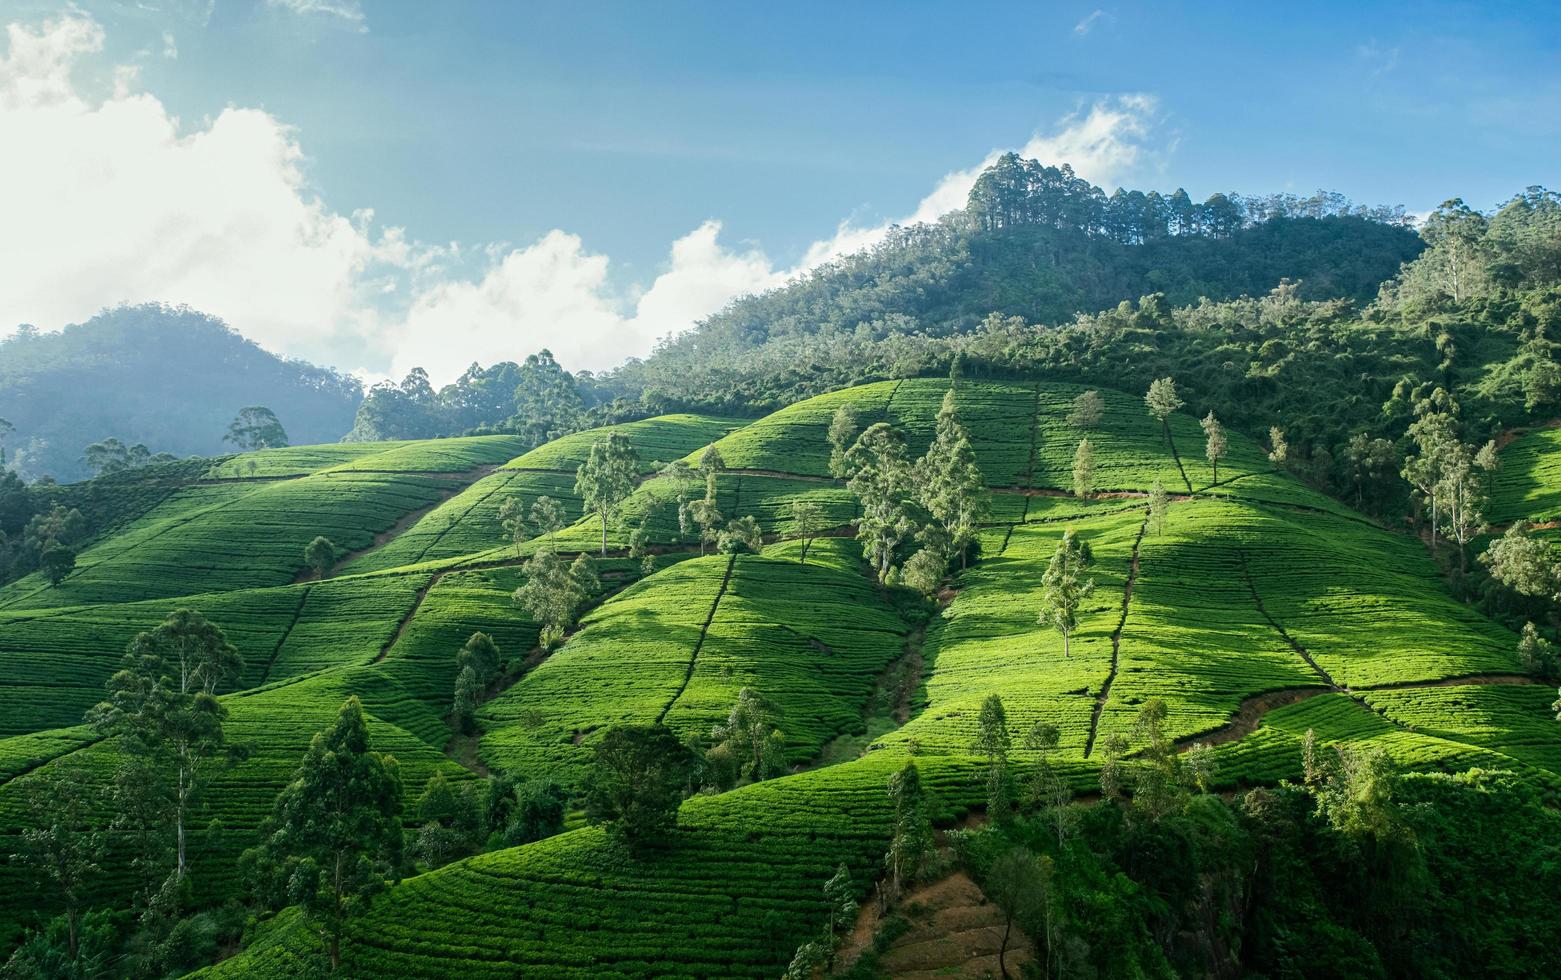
[1074,10,1112,36]
[161,31,177,59]
[266,0,366,30]
[0,11,1172,387]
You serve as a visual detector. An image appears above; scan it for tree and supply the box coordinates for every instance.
[1402,409,1458,549]
[1438,439,1497,573]
[513,550,589,649]
[688,496,724,557]
[717,515,764,554]
[304,536,336,580]
[1201,411,1228,484]
[1144,377,1184,444]
[501,779,568,847]
[224,407,289,451]
[1067,390,1104,429]
[973,694,1013,823]
[510,350,586,447]
[916,390,988,569]
[87,609,242,894]
[1147,475,1170,535]
[242,696,404,970]
[1023,722,1073,848]
[658,461,698,540]
[885,762,932,896]
[498,497,529,555]
[530,495,567,548]
[1267,426,1288,465]
[411,771,481,869]
[456,630,506,686]
[901,547,945,597]
[0,416,12,467]
[705,688,787,789]
[1342,433,1399,511]
[575,431,640,556]
[10,764,104,963]
[827,403,859,479]
[823,862,859,931]
[39,545,75,585]
[788,500,824,563]
[1518,622,1557,677]
[1037,530,1094,658]
[846,423,918,581]
[985,848,1049,980]
[698,444,726,489]
[1483,522,1561,626]
[583,724,693,853]
[1071,438,1094,498]
[452,665,481,735]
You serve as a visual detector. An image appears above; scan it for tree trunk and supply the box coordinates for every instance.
[600,511,608,557]
[1062,629,1070,659]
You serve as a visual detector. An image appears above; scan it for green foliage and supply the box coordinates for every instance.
[224,407,289,452]
[1036,529,1095,659]
[583,724,693,852]
[242,696,404,969]
[575,431,641,555]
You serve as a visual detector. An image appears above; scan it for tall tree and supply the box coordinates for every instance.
[1144,377,1184,446]
[498,497,530,555]
[224,407,289,451]
[1402,409,1458,549]
[1072,438,1094,498]
[1037,530,1094,659]
[242,696,404,970]
[87,609,243,889]
[575,432,641,556]
[583,724,693,854]
[509,350,586,447]
[1200,411,1228,484]
[846,423,918,581]
[973,694,1013,823]
[885,762,932,896]
[0,416,12,467]
[917,390,987,569]
[827,404,859,479]
[1482,522,1561,626]
[985,848,1049,980]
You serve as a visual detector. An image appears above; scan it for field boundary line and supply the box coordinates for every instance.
[656,553,737,724]
[1083,511,1150,758]
[256,585,313,686]
[1164,422,1194,493]
[1236,550,1342,690]
[373,571,445,664]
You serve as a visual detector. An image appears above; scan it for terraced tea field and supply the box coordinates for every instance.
[1,379,1556,977]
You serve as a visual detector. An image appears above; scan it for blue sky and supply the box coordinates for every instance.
[1,0,1557,381]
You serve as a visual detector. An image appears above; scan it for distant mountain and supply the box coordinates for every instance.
[0,305,362,482]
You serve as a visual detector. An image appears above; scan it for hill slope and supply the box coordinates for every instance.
[0,305,363,482]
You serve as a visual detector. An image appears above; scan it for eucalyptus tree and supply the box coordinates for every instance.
[223,406,289,451]
[1144,377,1184,444]
[1067,389,1104,429]
[1148,475,1170,535]
[87,609,243,891]
[1037,529,1094,659]
[917,389,987,569]
[1201,411,1228,483]
[1072,438,1094,497]
[575,432,640,555]
[827,403,859,479]
[788,500,824,563]
[846,423,918,582]
[242,696,404,970]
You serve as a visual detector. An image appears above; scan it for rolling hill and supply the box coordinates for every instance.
[1,375,1556,976]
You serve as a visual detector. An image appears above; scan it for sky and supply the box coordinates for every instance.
[1,1,1557,385]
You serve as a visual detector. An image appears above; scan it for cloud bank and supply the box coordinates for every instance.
[0,10,1167,385]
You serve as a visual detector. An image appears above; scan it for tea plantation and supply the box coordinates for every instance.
[0,379,1555,977]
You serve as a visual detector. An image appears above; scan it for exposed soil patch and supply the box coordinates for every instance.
[835,871,1034,980]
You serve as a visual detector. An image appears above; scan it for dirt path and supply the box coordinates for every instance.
[1175,673,1542,751]
[1084,512,1150,757]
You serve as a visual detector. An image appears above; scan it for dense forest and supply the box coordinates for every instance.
[0,306,361,483]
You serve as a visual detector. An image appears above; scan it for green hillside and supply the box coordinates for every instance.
[1,378,1557,977]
